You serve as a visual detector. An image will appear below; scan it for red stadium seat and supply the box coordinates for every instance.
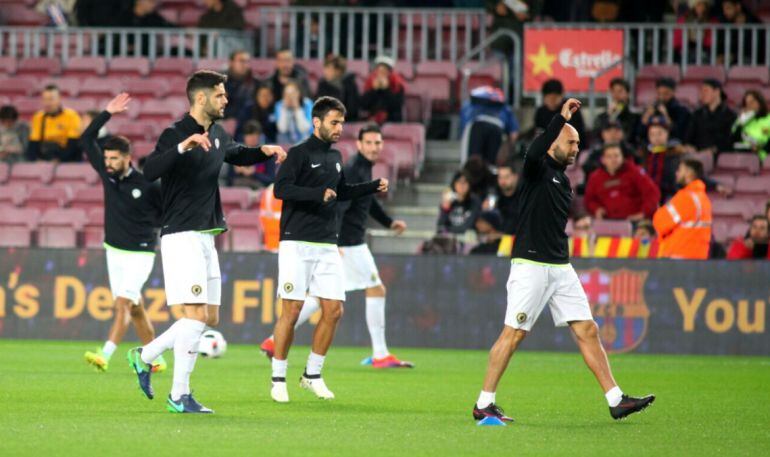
[121,77,169,99]
[409,76,452,112]
[0,207,40,247]
[0,56,18,77]
[83,207,105,248]
[108,57,150,78]
[727,66,770,85]
[1,5,47,26]
[70,187,104,212]
[17,57,61,77]
[381,122,426,164]
[676,82,700,108]
[244,9,261,28]
[79,77,120,98]
[158,8,179,24]
[0,183,28,207]
[715,153,761,176]
[8,161,55,185]
[340,122,369,140]
[152,57,194,77]
[250,58,274,78]
[11,97,40,118]
[0,161,8,183]
[178,8,203,27]
[0,76,37,97]
[682,65,726,84]
[62,57,107,78]
[132,141,156,163]
[220,187,251,214]
[25,185,73,211]
[135,98,187,122]
[64,97,99,114]
[637,65,681,83]
[763,156,770,175]
[52,163,99,188]
[196,58,228,72]
[36,76,80,97]
[113,120,161,143]
[416,61,458,82]
[336,140,357,161]
[225,210,262,252]
[296,59,324,79]
[734,176,770,197]
[711,198,754,224]
[593,220,632,237]
[346,60,370,79]
[691,150,715,174]
[38,208,86,248]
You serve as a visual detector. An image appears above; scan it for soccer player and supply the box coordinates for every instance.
[126,70,286,414]
[259,124,412,368]
[270,97,388,403]
[82,93,166,373]
[472,99,655,423]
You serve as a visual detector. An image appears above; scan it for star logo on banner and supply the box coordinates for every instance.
[528,44,557,76]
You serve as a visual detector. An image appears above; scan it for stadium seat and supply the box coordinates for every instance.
[52,163,99,188]
[708,173,736,189]
[121,77,169,99]
[243,9,261,28]
[0,161,8,183]
[108,57,150,78]
[727,66,769,85]
[196,58,228,72]
[218,118,237,136]
[0,207,40,247]
[16,57,61,77]
[340,122,369,140]
[593,220,632,237]
[715,153,761,176]
[0,76,37,97]
[676,82,700,107]
[25,185,73,211]
[346,60,370,79]
[152,57,194,77]
[734,176,770,197]
[8,162,55,185]
[381,122,426,165]
[637,65,681,83]
[112,120,160,143]
[224,210,262,252]
[132,141,156,163]
[296,59,324,79]
[220,187,251,214]
[79,77,120,98]
[135,98,187,122]
[0,56,18,77]
[711,198,754,224]
[0,183,28,207]
[382,139,417,178]
[634,79,658,107]
[12,97,40,118]
[178,8,203,26]
[0,4,47,26]
[70,187,104,212]
[38,208,86,248]
[763,156,770,175]
[83,207,104,248]
[250,58,274,78]
[409,76,452,112]
[36,77,81,97]
[692,151,715,174]
[64,97,99,114]
[62,57,107,78]
[335,140,357,161]
[158,7,179,24]
[682,65,726,84]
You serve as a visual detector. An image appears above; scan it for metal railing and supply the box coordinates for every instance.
[457,29,521,107]
[257,7,489,64]
[0,27,254,62]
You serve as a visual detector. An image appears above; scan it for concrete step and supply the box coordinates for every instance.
[426,140,461,162]
[419,160,461,185]
[389,182,447,207]
[367,229,433,254]
[382,206,439,231]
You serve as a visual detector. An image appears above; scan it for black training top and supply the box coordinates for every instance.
[82,111,161,253]
[143,113,271,236]
[511,114,572,264]
[337,152,394,247]
[274,135,382,244]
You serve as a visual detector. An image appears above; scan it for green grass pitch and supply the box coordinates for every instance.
[1,340,768,456]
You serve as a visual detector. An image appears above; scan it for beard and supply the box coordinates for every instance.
[205,101,224,121]
[106,165,125,178]
[318,124,339,143]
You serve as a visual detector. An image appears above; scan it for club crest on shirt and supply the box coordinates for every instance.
[191,285,203,296]
[371,273,378,282]
[336,163,341,172]
[131,188,142,199]
[516,313,527,323]
[284,282,294,293]
[215,138,220,149]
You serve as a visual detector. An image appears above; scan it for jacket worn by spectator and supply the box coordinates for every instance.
[652,179,712,260]
[269,66,312,102]
[360,72,405,124]
[584,160,660,220]
[315,74,360,121]
[27,107,82,162]
[726,238,770,260]
[437,195,481,235]
[594,105,641,147]
[197,0,245,30]
[685,101,737,152]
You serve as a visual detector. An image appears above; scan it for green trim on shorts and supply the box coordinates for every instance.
[512,257,570,268]
[197,228,226,235]
[103,242,156,256]
[295,241,337,247]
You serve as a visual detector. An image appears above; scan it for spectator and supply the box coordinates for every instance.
[581,120,639,188]
[198,0,245,30]
[227,121,276,189]
[121,0,173,27]
[642,117,684,203]
[224,50,259,119]
[534,79,587,147]
[75,0,128,26]
[27,85,82,162]
[585,143,660,221]
[731,89,770,161]
[641,77,691,141]
[652,158,712,259]
[459,86,519,165]
[766,200,770,223]
[684,79,736,154]
[0,105,29,163]
[315,54,360,121]
[719,0,764,65]
[572,213,595,242]
[485,1,542,56]
[274,80,313,144]
[633,220,656,242]
[238,84,277,143]
[360,56,406,124]
[268,48,311,102]
[674,0,717,62]
[36,0,77,26]
[437,171,481,235]
[484,160,520,234]
[593,78,640,147]
[470,210,505,255]
[462,155,496,201]
[726,215,770,260]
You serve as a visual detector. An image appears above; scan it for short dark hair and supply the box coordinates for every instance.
[750,214,768,225]
[0,105,19,121]
[681,157,704,180]
[43,84,59,93]
[609,78,630,92]
[542,79,564,96]
[357,123,381,140]
[242,120,262,136]
[312,96,346,121]
[186,70,227,104]
[229,49,249,60]
[103,135,131,155]
[703,78,722,90]
[743,89,768,117]
[498,160,521,175]
[602,143,623,155]
[324,54,347,73]
[655,77,676,89]
[635,220,656,237]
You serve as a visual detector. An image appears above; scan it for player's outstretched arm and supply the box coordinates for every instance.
[337,173,387,201]
[82,92,133,173]
[273,147,326,202]
[524,98,581,174]
[223,141,287,165]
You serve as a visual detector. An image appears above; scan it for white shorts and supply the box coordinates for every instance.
[340,244,382,292]
[105,245,155,304]
[277,241,345,301]
[504,260,593,331]
[160,231,221,306]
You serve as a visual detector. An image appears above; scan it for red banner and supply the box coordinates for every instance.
[524,28,624,93]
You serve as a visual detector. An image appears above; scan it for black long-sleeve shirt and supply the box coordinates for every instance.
[511,114,572,264]
[144,113,271,236]
[82,111,161,252]
[337,153,393,246]
[274,135,381,244]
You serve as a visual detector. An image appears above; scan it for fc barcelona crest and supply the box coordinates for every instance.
[577,268,650,354]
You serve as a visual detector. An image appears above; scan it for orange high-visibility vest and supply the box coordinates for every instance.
[653,179,712,260]
[259,185,282,251]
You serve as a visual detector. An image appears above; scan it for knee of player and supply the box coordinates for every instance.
[206,314,219,327]
[573,320,599,340]
[128,303,143,318]
[324,303,344,321]
[502,326,528,346]
[115,297,134,311]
